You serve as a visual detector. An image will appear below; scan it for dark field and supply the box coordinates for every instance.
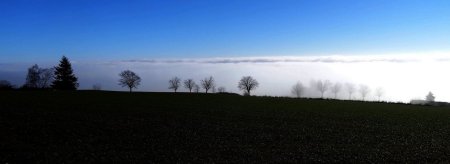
[1,91,450,163]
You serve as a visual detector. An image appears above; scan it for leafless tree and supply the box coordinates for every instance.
[194,84,200,93]
[184,79,196,93]
[313,80,331,98]
[212,85,216,93]
[25,64,41,88]
[118,70,141,93]
[168,77,181,92]
[375,87,384,101]
[92,84,102,90]
[359,84,370,101]
[238,76,259,96]
[201,76,215,93]
[218,87,226,93]
[345,83,356,100]
[291,82,305,98]
[39,68,54,88]
[331,82,342,99]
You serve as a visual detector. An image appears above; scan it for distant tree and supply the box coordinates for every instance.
[24,64,41,88]
[92,84,102,90]
[359,84,370,101]
[201,76,215,93]
[331,82,342,99]
[375,87,384,101]
[183,79,196,93]
[218,87,226,93]
[52,56,78,90]
[118,70,141,92]
[39,68,54,88]
[212,85,217,93]
[291,82,305,98]
[345,83,356,100]
[194,84,200,93]
[24,64,54,89]
[0,80,15,90]
[314,80,331,98]
[168,77,181,93]
[238,76,259,96]
[426,92,435,102]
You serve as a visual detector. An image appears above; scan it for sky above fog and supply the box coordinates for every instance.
[1,0,450,102]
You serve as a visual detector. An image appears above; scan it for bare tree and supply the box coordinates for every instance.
[25,64,41,88]
[92,84,102,90]
[314,80,331,98]
[194,84,200,93]
[238,76,259,96]
[201,76,215,93]
[168,77,181,92]
[359,84,370,101]
[118,70,141,93]
[291,82,305,98]
[218,87,226,93]
[184,79,196,93]
[375,87,384,101]
[331,82,342,99]
[212,85,216,93]
[345,83,356,100]
[39,68,54,88]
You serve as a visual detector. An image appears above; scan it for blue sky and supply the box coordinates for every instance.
[1,0,450,62]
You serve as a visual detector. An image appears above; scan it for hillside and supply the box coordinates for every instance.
[1,91,450,163]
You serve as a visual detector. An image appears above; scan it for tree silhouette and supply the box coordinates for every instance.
[184,79,196,93]
[92,84,102,90]
[359,84,370,101]
[168,77,181,93]
[218,87,226,93]
[0,80,15,90]
[119,70,141,92]
[291,82,305,98]
[25,64,41,89]
[201,76,215,93]
[426,92,435,102]
[345,83,356,100]
[52,56,78,90]
[331,82,342,99]
[375,87,384,101]
[194,84,200,93]
[314,80,331,99]
[238,76,259,96]
[39,68,54,88]
[24,64,54,89]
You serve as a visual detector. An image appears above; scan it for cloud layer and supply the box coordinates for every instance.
[120,54,450,65]
[2,53,450,102]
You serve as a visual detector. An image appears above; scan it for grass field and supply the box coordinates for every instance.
[1,91,450,163]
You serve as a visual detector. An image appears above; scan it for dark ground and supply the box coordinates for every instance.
[1,91,450,163]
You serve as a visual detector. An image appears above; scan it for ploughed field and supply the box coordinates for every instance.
[1,91,450,163]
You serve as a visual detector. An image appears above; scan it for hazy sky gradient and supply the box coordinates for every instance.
[1,0,450,102]
[2,0,450,61]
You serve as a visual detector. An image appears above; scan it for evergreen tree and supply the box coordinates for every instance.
[52,56,78,90]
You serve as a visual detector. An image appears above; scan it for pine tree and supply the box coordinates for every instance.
[52,56,78,90]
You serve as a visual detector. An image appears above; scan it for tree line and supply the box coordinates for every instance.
[291,80,385,101]
[0,56,78,91]
[118,70,260,96]
[0,56,389,100]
